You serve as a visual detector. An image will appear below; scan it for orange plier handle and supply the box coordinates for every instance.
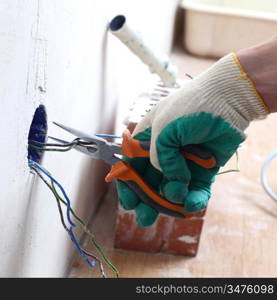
[105,130,216,218]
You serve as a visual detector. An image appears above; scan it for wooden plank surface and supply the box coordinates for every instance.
[69,50,277,278]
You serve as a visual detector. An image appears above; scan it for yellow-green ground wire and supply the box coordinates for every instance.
[30,165,111,278]
[28,143,76,152]
[217,151,240,175]
[28,140,119,277]
[51,182,119,277]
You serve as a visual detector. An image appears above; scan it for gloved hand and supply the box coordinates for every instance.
[116,53,269,227]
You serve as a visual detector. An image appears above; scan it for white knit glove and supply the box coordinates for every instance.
[116,53,270,226]
[133,53,269,171]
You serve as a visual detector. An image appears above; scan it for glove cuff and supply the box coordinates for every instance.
[195,53,270,130]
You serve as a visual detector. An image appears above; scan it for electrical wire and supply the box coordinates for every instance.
[95,134,121,139]
[29,159,75,227]
[82,249,106,278]
[29,139,80,147]
[28,134,121,152]
[28,135,107,152]
[83,227,119,277]
[29,161,119,277]
[28,138,96,152]
[28,143,77,152]
[29,160,94,267]
[217,151,240,175]
[261,150,277,203]
[28,159,95,268]
[30,166,68,231]
[28,139,95,147]
[28,133,121,153]
[30,166,107,277]
[51,181,119,277]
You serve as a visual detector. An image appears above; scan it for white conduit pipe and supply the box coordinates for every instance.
[109,15,178,88]
[261,150,277,202]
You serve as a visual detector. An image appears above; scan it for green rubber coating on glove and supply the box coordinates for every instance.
[156,112,245,182]
[135,202,158,227]
[155,112,244,213]
[184,189,210,213]
[162,180,188,204]
[116,180,139,210]
[116,112,245,227]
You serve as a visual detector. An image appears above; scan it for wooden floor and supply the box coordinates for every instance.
[69,49,277,278]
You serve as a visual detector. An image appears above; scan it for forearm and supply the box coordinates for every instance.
[236,36,277,113]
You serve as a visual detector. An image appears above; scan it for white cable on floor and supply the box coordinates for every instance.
[261,150,277,202]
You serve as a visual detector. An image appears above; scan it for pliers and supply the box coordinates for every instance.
[51,122,216,218]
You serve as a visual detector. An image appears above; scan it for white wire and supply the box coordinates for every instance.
[261,150,277,202]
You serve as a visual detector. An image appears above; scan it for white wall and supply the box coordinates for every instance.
[0,0,179,277]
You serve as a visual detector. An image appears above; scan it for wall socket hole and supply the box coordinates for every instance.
[27,105,48,164]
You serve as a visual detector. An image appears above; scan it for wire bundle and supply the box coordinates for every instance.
[28,134,121,153]
[28,137,119,278]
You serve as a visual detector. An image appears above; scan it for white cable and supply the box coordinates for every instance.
[261,150,277,202]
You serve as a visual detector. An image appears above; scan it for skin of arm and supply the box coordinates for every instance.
[236,36,277,113]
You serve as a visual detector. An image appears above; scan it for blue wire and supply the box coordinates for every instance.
[29,159,95,268]
[95,134,121,139]
[28,159,75,227]
[68,228,95,267]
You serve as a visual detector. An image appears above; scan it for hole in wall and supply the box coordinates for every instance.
[27,105,48,164]
[109,15,126,31]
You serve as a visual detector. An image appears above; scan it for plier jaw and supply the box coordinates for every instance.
[52,122,121,165]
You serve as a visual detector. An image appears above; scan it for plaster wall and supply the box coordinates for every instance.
[0,0,179,277]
